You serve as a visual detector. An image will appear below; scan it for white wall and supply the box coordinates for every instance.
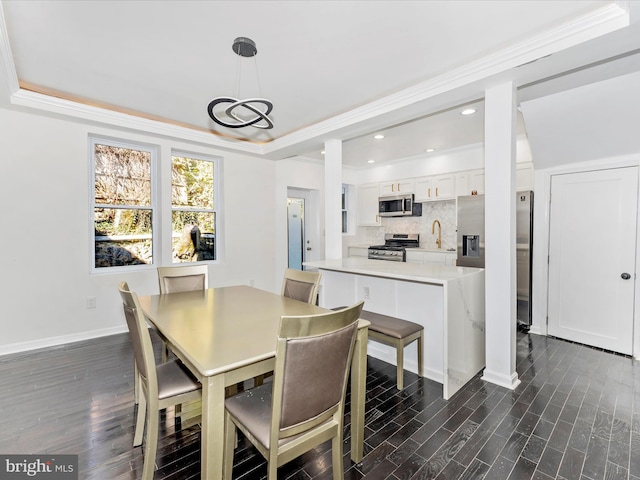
[521,70,640,169]
[0,107,278,354]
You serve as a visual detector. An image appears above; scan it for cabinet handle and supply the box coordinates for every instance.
[428,188,431,197]
[436,187,439,197]
[392,184,395,192]
[397,183,400,191]
[376,214,379,223]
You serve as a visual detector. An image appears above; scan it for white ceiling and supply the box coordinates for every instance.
[1,0,639,167]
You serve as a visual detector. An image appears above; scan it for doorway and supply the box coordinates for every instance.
[547,167,638,354]
[287,198,305,270]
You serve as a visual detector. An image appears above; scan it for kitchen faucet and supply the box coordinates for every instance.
[432,219,442,249]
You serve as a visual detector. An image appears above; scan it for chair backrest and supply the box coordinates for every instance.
[119,281,158,397]
[270,300,363,441]
[281,268,321,305]
[157,265,209,294]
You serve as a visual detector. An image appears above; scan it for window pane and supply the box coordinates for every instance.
[94,144,151,206]
[172,211,216,262]
[171,156,214,209]
[94,208,152,267]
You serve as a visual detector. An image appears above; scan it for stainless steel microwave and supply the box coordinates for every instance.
[378,194,422,217]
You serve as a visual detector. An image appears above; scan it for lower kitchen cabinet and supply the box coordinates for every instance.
[406,250,456,265]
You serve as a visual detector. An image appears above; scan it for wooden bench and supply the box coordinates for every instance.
[360,310,424,390]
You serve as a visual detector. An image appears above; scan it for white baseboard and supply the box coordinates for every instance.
[481,369,521,390]
[0,325,128,356]
[528,325,545,336]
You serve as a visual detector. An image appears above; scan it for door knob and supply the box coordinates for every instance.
[306,247,312,251]
[621,272,631,280]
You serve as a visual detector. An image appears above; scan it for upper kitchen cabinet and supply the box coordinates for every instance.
[357,183,381,226]
[414,174,455,202]
[456,169,485,196]
[453,163,534,196]
[379,179,414,195]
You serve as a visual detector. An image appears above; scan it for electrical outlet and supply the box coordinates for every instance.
[87,297,96,309]
[363,287,370,299]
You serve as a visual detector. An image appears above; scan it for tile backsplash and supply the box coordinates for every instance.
[358,200,457,250]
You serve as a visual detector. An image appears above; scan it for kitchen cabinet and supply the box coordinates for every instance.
[455,169,485,196]
[455,163,533,196]
[414,174,455,202]
[406,250,457,265]
[380,179,414,195]
[357,183,381,226]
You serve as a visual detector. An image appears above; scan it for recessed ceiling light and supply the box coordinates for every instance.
[426,148,435,153]
[461,108,476,115]
[373,134,385,140]
[368,160,375,164]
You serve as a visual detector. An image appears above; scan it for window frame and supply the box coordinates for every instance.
[89,136,158,273]
[170,150,220,263]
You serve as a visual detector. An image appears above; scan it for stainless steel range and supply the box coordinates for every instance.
[368,234,419,262]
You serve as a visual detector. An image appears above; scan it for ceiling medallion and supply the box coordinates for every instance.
[207,37,274,130]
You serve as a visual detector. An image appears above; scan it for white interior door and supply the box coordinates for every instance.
[548,167,638,354]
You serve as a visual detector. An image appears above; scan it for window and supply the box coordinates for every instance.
[92,138,156,269]
[171,152,217,263]
[342,184,355,234]
[342,185,348,233]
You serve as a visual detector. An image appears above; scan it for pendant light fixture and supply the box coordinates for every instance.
[207,37,274,129]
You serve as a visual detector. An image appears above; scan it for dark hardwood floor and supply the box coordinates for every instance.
[1,330,639,480]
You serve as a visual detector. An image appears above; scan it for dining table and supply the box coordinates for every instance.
[137,284,369,480]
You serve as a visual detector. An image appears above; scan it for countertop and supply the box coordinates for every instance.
[303,257,483,285]
[348,244,457,254]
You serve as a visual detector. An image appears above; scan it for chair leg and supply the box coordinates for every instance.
[267,456,278,480]
[331,433,344,480]
[223,412,236,480]
[396,340,404,390]
[417,331,424,378]
[141,409,159,480]
[133,394,147,447]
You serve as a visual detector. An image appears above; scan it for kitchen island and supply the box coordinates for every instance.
[304,258,485,399]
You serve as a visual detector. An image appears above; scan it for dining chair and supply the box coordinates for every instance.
[157,264,209,361]
[118,281,202,480]
[223,300,364,480]
[157,264,209,294]
[281,268,322,305]
[252,268,323,388]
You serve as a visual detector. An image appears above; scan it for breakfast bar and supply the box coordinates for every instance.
[304,257,485,399]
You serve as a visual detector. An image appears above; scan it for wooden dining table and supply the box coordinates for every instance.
[138,285,369,480]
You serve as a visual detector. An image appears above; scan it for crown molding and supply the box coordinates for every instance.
[10,89,267,155]
[262,3,629,157]
[0,3,19,99]
[0,2,629,160]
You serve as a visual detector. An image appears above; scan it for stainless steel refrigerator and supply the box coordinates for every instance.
[456,191,534,328]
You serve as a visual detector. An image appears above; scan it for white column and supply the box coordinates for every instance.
[481,82,520,390]
[324,139,343,260]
